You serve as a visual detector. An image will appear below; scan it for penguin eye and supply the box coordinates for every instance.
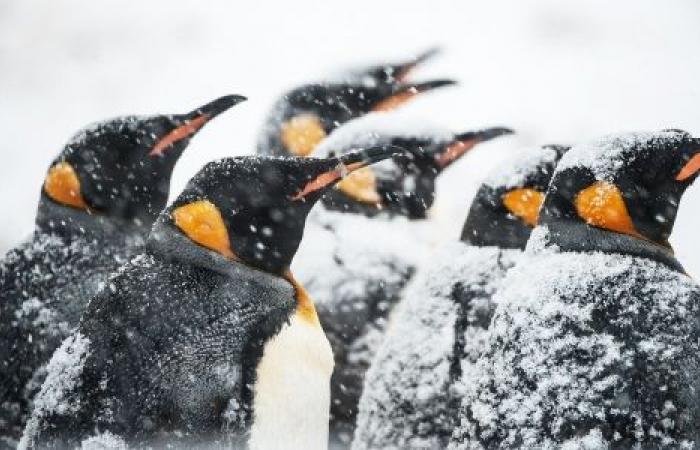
[335,166,382,205]
[676,152,700,181]
[502,188,545,227]
[280,114,327,157]
[574,181,643,239]
[44,162,89,210]
[172,200,237,259]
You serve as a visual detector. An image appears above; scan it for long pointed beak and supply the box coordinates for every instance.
[435,127,514,169]
[291,145,406,201]
[150,94,247,156]
[676,152,700,181]
[393,47,442,82]
[372,79,457,112]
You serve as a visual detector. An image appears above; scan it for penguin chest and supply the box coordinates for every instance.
[249,312,334,450]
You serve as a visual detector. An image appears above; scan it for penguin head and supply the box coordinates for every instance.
[461,144,569,249]
[539,130,700,253]
[40,95,244,229]
[261,48,455,157]
[163,145,405,275]
[311,112,514,219]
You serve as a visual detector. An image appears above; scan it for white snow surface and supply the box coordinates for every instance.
[3,1,700,275]
[448,225,700,449]
[19,332,91,450]
[353,243,521,450]
[557,130,688,180]
[484,145,561,190]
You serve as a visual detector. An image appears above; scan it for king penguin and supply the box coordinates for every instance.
[292,112,513,444]
[449,130,700,449]
[352,144,568,450]
[20,145,405,450]
[0,95,244,446]
[257,48,455,157]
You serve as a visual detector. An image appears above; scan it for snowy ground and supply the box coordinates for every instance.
[2,0,700,274]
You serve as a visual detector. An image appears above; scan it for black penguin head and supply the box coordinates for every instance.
[539,130,700,251]
[259,48,455,157]
[461,144,569,249]
[163,145,405,275]
[39,95,245,229]
[311,113,514,219]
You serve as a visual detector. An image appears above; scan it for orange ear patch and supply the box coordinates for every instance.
[336,166,381,205]
[44,162,88,210]
[280,114,327,156]
[172,200,236,259]
[502,188,545,227]
[575,181,642,238]
[372,90,417,112]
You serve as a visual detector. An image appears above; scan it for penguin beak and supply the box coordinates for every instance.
[389,47,441,82]
[435,127,514,169]
[291,145,406,200]
[372,79,456,112]
[676,152,700,181]
[150,94,247,156]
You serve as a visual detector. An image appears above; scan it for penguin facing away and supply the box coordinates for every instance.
[20,146,405,450]
[352,145,567,450]
[292,112,513,443]
[0,94,244,446]
[256,48,455,157]
[449,130,700,449]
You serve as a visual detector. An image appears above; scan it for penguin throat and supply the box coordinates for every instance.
[542,220,684,273]
[282,270,320,324]
[35,197,149,243]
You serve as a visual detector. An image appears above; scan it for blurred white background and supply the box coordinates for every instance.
[1,0,700,273]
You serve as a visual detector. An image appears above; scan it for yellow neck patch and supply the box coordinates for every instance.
[280,114,327,156]
[336,166,382,205]
[502,188,544,227]
[575,181,642,238]
[44,162,89,210]
[172,200,236,259]
[283,271,320,325]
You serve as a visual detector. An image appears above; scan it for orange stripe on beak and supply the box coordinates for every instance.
[676,153,700,181]
[150,114,210,156]
[291,162,365,201]
[435,139,478,168]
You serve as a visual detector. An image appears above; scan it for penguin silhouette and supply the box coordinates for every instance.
[353,145,567,450]
[449,130,700,449]
[20,146,405,450]
[257,48,455,157]
[292,112,513,444]
[0,94,243,446]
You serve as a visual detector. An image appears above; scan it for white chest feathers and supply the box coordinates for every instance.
[248,312,334,450]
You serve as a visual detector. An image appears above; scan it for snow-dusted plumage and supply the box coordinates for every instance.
[352,145,565,450]
[449,130,700,448]
[291,112,512,444]
[1,97,242,445]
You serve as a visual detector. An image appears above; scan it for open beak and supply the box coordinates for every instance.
[372,79,456,112]
[435,127,514,169]
[391,47,441,82]
[150,94,247,156]
[291,145,406,201]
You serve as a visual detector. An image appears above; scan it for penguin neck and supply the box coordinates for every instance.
[35,198,150,244]
[539,219,685,273]
[460,200,530,250]
[147,219,301,295]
